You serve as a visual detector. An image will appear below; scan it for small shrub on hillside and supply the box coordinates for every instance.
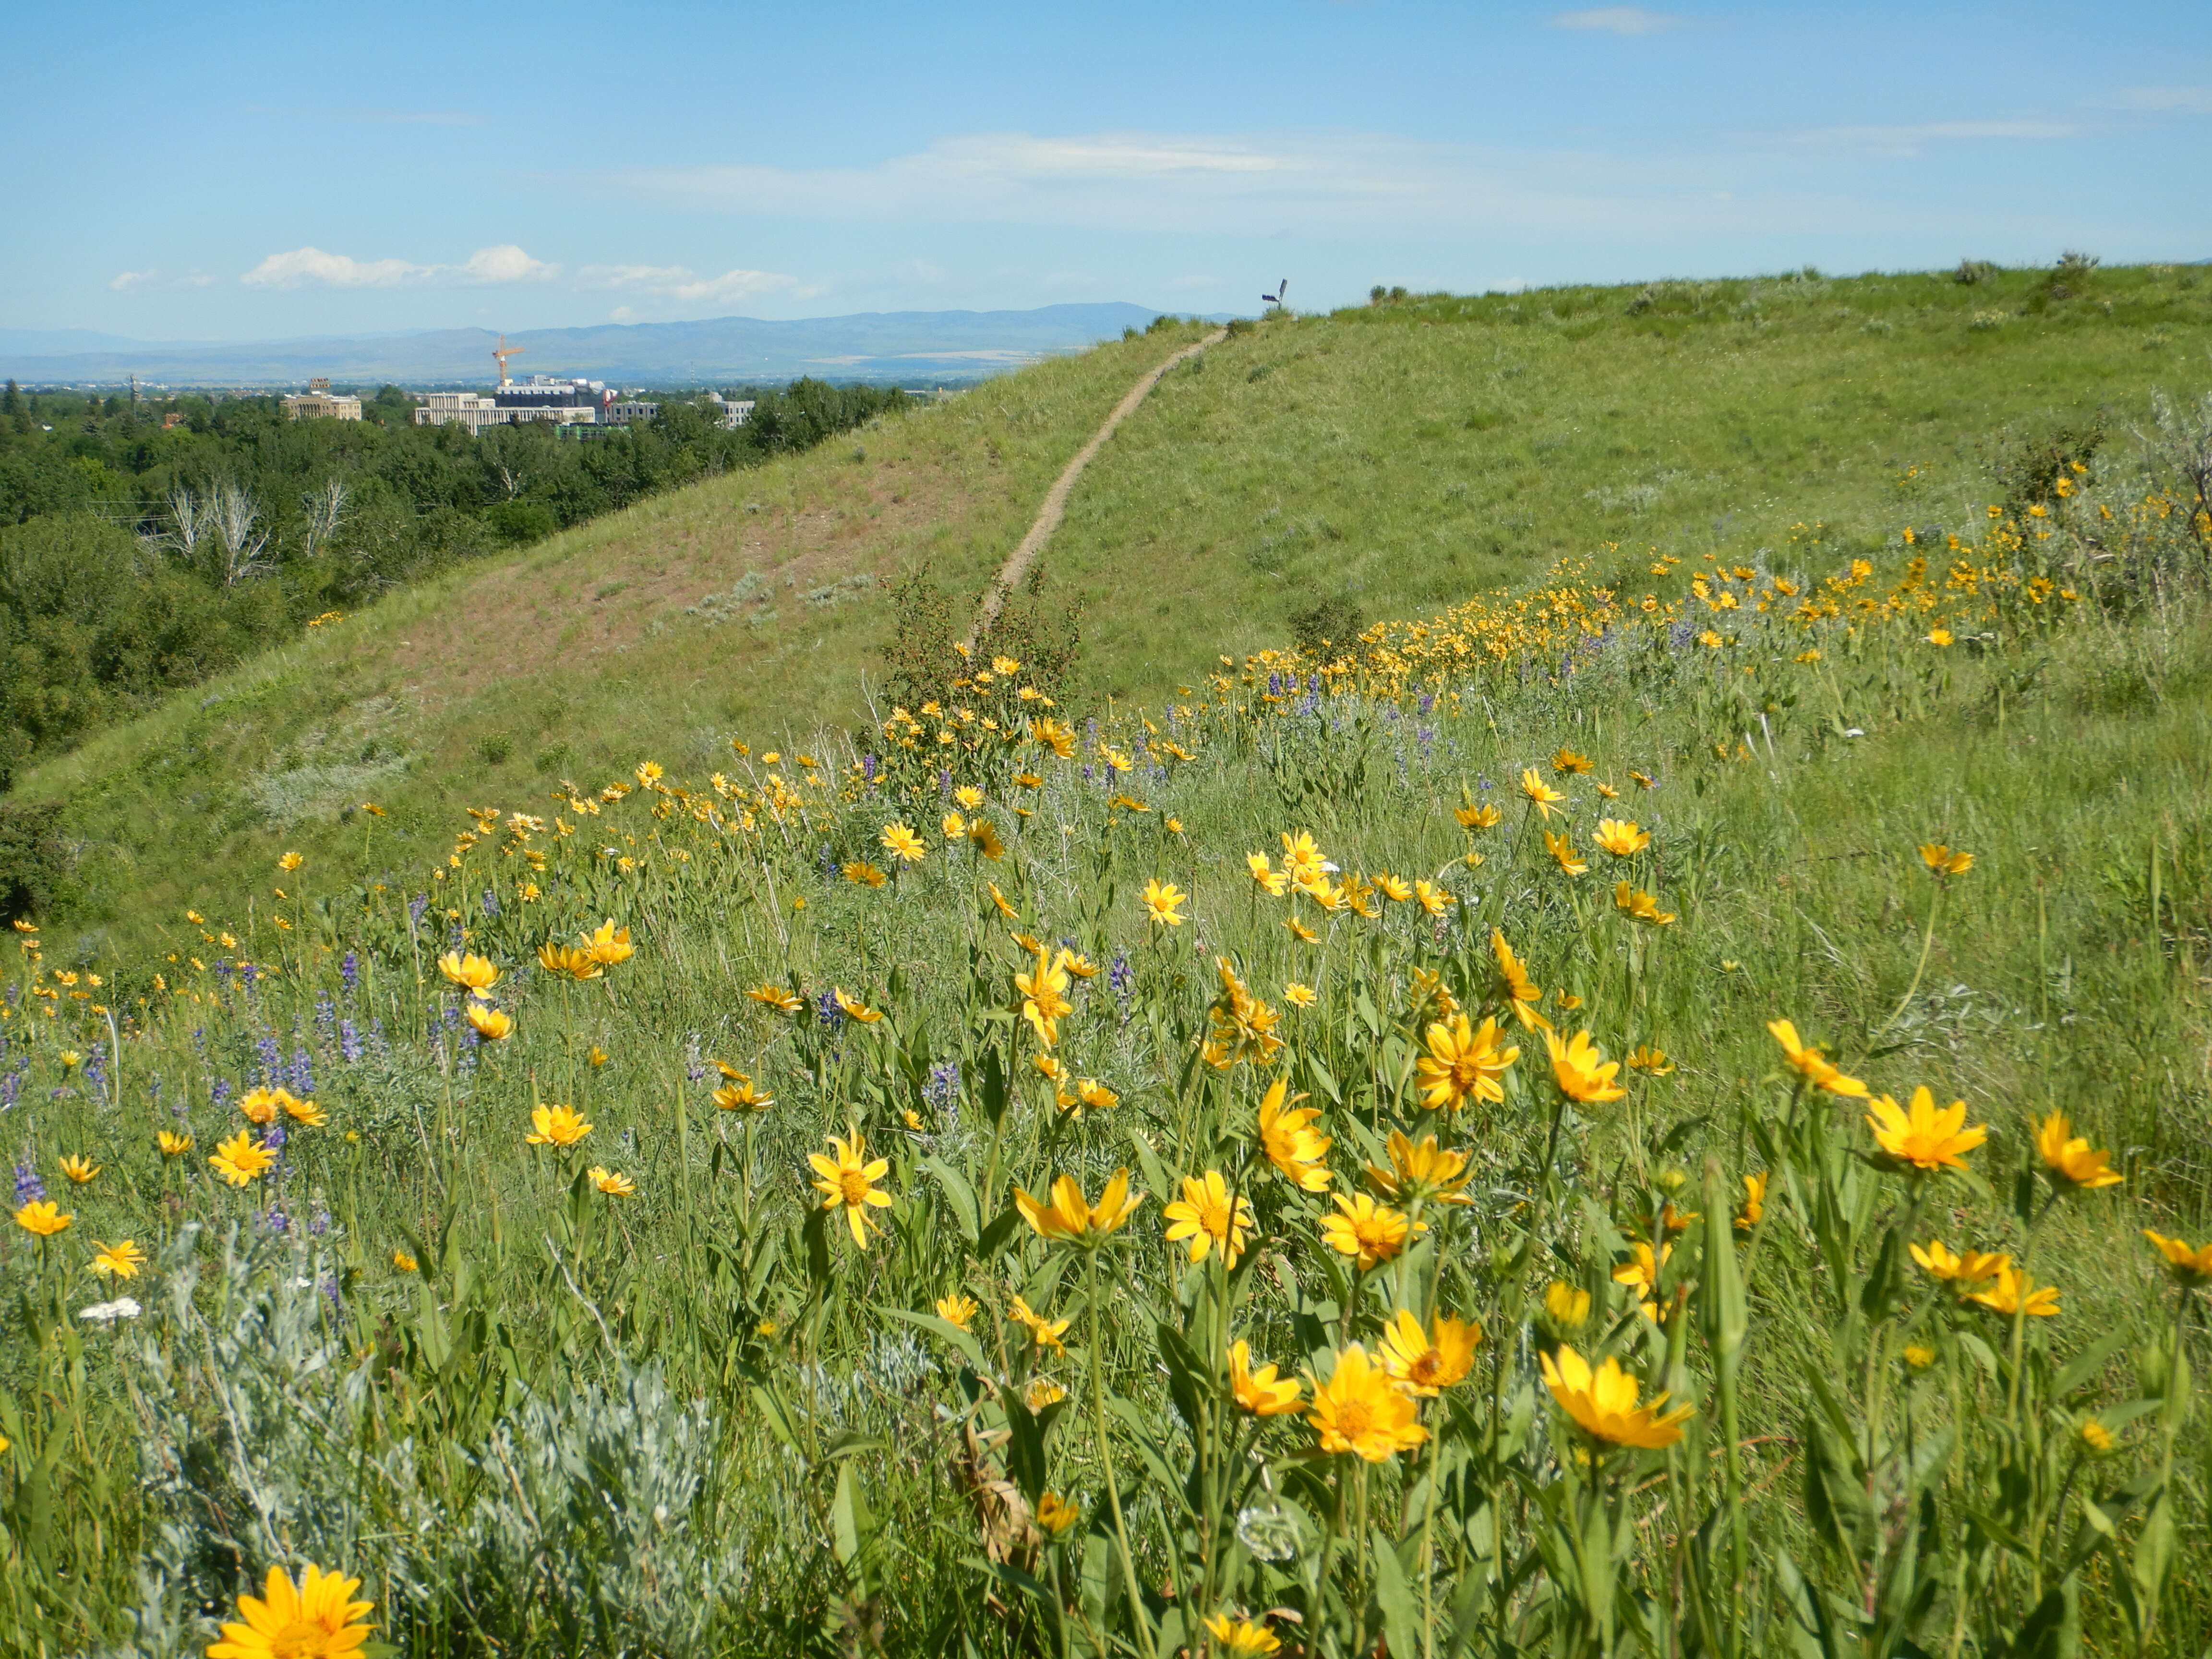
[1286,592,1364,655]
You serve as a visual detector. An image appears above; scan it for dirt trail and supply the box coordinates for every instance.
[968,327,1229,643]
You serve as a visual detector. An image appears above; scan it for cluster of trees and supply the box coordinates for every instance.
[0,377,905,782]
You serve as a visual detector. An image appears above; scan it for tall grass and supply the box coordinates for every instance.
[1,444,2207,1656]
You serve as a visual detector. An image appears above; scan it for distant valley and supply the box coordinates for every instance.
[0,302,1204,386]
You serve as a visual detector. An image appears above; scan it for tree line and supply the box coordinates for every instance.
[0,377,905,783]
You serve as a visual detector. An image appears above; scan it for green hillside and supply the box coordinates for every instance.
[6,261,2212,1656]
[19,261,2212,960]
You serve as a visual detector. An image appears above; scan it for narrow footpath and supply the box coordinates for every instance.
[968,326,1229,643]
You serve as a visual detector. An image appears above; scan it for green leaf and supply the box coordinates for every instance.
[1125,1122,1172,1208]
[919,1156,982,1244]
[879,1306,990,1376]
[1577,1493,1615,1639]
[1370,1525,1423,1659]
[1303,1048,1343,1105]
[831,1459,866,1566]
[1698,1161,1747,1372]
[2131,1494,2174,1610]
[2051,1326,2131,1399]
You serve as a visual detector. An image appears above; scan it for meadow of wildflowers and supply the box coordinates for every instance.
[3,409,2212,1658]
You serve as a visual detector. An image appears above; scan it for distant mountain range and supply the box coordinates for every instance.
[0,304,1220,387]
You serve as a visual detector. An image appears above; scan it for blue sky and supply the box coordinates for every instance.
[9,0,2209,340]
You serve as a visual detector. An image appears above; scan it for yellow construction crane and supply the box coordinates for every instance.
[492,334,525,386]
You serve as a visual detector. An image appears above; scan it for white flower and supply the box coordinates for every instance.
[79,1297,142,1323]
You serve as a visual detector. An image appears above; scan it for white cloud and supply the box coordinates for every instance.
[1782,119,2080,157]
[109,268,160,292]
[242,246,430,288]
[580,262,801,305]
[588,130,1833,242]
[240,244,557,288]
[457,244,557,283]
[2115,87,2212,114]
[1551,7,1685,34]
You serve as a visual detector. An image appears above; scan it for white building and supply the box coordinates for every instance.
[283,389,362,421]
[414,391,509,434]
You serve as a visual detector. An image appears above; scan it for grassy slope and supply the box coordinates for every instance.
[1053,264,2212,694]
[28,264,2212,959]
[28,323,1216,958]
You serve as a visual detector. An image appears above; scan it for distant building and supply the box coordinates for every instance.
[412,373,669,436]
[414,391,508,434]
[283,388,363,421]
[709,392,755,429]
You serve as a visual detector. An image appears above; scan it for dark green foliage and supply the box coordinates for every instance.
[1993,419,2104,515]
[1286,592,1364,656]
[0,797,60,921]
[0,378,904,770]
[981,561,1081,704]
[877,561,1081,716]
[0,513,282,781]
[876,563,965,714]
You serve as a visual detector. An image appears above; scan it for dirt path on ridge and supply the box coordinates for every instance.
[968,327,1230,644]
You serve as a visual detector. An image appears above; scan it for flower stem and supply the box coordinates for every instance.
[1087,1248,1156,1659]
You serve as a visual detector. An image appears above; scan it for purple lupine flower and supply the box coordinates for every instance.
[263,1206,289,1236]
[314,994,337,1045]
[481,889,500,918]
[1267,673,1282,697]
[440,998,462,1031]
[816,989,846,1028]
[861,754,878,783]
[339,1019,362,1063]
[210,1077,233,1111]
[264,1122,287,1151]
[938,768,952,796]
[0,1068,21,1110]
[340,950,360,991]
[289,1046,314,1096]
[924,1059,961,1114]
[83,1043,108,1099]
[685,1034,706,1084]
[321,1275,343,1315]
[817,842,837,878]
[255,1034,281,1086]
[214,961,233,989]
[1418,692,1435,714]
[309,1208,331,1236]
[408,894,430,927]
[13,1164,45,1205]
